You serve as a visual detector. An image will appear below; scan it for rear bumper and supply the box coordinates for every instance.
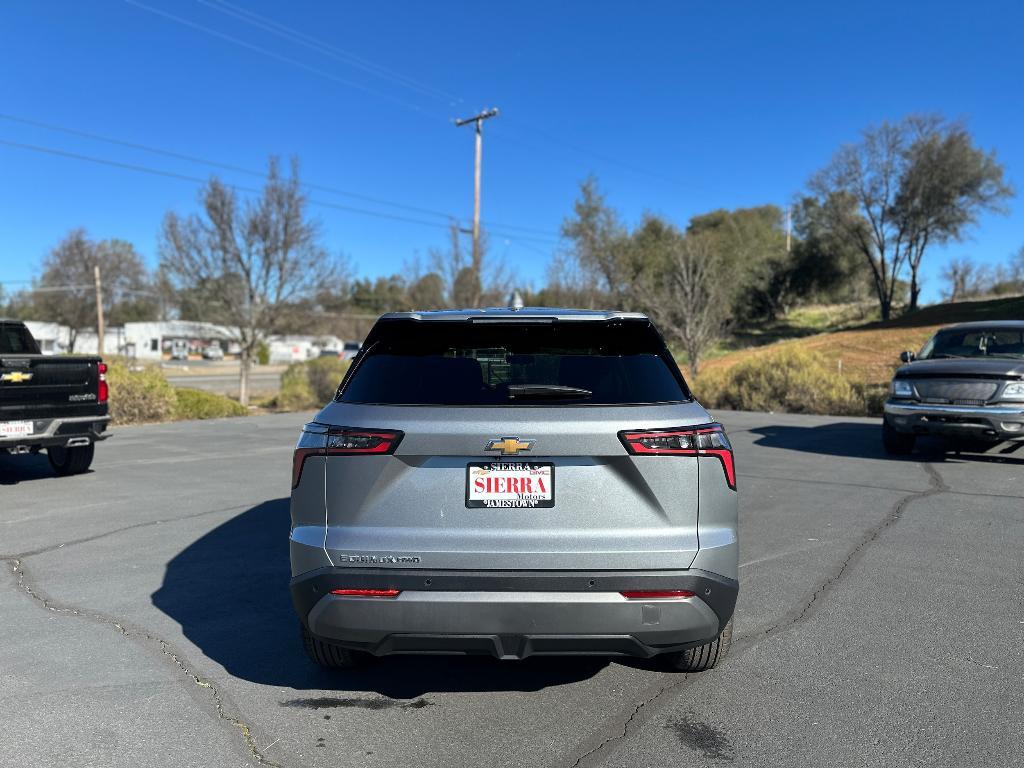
[0,415,111,452]
[884,401,1024,440]
[291,568,737,659]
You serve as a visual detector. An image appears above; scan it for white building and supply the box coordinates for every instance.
[268,335,344,363]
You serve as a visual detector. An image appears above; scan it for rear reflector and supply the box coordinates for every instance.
[619,423,736,490]
[620,590,696,600]
[330,588,401,598]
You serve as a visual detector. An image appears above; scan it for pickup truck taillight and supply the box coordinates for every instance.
[292,424,404,488]
[619,423,736,490]
[97,362,108,404]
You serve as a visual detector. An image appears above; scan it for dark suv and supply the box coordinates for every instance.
[883,321,1024,454]
[289,308,738,671]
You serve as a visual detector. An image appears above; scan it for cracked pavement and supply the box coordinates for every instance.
[1,411,1021,767]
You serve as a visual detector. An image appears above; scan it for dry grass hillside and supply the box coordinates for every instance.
[689,295,1024,415]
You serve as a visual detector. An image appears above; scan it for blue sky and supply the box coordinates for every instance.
[2,0,1022,304]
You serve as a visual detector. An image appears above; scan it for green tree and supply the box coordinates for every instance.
[810,115,1012,318]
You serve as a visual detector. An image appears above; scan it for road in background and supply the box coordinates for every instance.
[1,412,1021,767]
[162,360,287,397]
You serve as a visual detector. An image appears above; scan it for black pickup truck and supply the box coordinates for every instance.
[883,320,1024,454]
[0,319,110,474]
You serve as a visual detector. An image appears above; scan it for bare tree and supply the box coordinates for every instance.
[429,222,512,307]
[160,157,340,405]
[643,234,729,376]
[941,257,982,302]
[33,229,155,350]
[810,115,1011,319]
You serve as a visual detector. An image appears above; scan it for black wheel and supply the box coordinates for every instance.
[662,617,732,672]
[882,421,915,456]
[300,624,367,669]
[47,443,95,476]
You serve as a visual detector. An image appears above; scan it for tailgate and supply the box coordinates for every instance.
[0,356,100,420]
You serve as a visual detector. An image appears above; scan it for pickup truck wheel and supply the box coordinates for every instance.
[662,617,732,672]
[882,421,916,456]
[301,624,367,669]
[47,443,95,476]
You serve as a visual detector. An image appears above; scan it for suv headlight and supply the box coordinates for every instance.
[1001,381,1024,400]
[891,379,915,398]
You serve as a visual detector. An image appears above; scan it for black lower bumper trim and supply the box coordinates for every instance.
[338,633,709,660]
[291,567,739,634]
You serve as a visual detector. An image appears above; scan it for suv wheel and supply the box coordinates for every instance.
[662,617,732,672]
[47,443,95,476]
[300,624,368,669]
[882,421,916,456]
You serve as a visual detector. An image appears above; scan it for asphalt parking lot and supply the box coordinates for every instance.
[1,411,1022,768]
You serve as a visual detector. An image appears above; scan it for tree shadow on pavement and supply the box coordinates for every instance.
[151,498,608,697]
[749,422,1024,465]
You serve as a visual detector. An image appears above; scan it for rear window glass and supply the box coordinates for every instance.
[340,319,690,406]
[0,324,41,355]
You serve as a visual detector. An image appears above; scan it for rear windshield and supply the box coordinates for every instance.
[0,324,41,355]
[340,319,690,406]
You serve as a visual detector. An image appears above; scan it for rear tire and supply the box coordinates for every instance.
[300,624,367,669]
[882,421,915,456]
[47,443,95,476]
[662,617,732,672]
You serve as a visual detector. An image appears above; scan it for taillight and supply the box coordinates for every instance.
[620,590,696,600]
[97,362,108,404]
[619,423,736,490]
[291,424,403,488]
[329,588,401,598]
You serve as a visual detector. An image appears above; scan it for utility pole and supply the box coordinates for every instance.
[785,205,792,254]
[454,108,499,278]
[93,265,105,357]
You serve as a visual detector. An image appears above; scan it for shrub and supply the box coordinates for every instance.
[693,347,864,416]
[254,340,270,365]
[105,359,178,425]
[174,388,247,420]
[278,357,351,410]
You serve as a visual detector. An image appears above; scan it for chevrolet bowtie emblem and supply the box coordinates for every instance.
[0,371,33,384]
[485,437,534,456]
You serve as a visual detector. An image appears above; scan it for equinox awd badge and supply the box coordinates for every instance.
[485,437,535,456]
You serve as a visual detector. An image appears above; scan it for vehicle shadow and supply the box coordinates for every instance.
[749,422,1024,465]
[151,498,609,696]
[0,452,61,484]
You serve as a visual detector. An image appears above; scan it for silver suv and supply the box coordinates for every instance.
[289,309,738,671]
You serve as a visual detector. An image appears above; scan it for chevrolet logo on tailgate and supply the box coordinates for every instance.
[1,371,33,384]
[485,437,534,456]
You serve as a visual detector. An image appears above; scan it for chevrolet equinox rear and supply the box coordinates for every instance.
[289,309,738,671]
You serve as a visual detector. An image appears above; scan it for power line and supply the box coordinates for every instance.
[0,138,560,246]
[126,1,688,189]
[0,113,561,238]
[121,0,438,117]
[195,0,463,105]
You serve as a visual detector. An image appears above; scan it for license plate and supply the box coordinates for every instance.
[0,420,34,438]
[466,461,554,508]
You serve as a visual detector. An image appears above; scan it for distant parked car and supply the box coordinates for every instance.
[883,321,1024,454]
[169,339,190,360]
[318,349,341,359]
[340,341,362,361]
[202,344,224,360]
